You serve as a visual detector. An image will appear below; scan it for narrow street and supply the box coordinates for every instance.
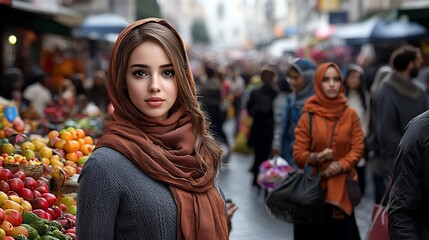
[219,119,375,240]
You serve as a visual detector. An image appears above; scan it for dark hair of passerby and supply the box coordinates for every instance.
[389,45,421,72]
[260,65,278,84]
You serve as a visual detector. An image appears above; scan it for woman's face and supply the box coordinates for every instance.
[321,66,342,99]
[346,70,361,90]
[126,40,178,121]
[287,68,306,91]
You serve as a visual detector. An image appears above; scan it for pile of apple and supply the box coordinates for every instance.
[47,127,94,180]
[0,167,77,239]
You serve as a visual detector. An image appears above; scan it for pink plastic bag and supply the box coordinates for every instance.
[257,156,293,190]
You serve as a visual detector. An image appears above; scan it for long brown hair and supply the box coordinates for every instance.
[109,20,222,171]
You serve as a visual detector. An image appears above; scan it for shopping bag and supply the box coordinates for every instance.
[265,169,325,225]
[257,156,293,190]
[366,204,389,240]
[366,185,390,240]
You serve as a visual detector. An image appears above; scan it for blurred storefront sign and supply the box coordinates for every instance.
[317,0,340,13]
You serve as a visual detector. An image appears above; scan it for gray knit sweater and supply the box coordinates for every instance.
[76,147,177,240]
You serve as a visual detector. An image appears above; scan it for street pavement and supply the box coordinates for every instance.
[218,119,375,240]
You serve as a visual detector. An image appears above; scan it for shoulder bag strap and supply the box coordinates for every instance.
[329,118,338,148]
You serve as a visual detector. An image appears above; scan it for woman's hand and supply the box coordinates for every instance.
[322,161,343,177]
[226,201,238,222]
[272,148,281,156]
[317,148,334,163]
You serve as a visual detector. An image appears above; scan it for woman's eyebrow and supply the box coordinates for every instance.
[130,63,173,68]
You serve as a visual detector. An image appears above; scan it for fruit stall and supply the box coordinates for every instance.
[0,104,97,240]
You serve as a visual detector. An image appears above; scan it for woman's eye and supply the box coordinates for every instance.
[133,70,147,78]
[163,69,175,77]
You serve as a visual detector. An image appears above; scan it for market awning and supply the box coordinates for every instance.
[0,4,82,36]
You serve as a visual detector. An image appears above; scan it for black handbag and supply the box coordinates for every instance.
[346,175,362,206]
[265,113,326,225]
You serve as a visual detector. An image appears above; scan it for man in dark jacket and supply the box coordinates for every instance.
[388,110,429,239]
[372,45,428,203]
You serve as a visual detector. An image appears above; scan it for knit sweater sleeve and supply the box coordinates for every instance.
[77,152,120,240]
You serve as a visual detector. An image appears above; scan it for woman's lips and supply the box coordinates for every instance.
[145,97,164,107]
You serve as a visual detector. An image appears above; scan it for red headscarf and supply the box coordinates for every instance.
[96,18,228,239]
[303,62,348,118]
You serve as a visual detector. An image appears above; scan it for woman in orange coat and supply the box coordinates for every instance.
[293,62,364,240]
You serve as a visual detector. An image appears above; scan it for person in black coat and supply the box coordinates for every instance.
[246,65,278,188]
[388,110,429,239]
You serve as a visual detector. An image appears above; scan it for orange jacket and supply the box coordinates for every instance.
[293,107,364,215]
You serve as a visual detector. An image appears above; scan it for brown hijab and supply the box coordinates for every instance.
[303,62,348,118]
[96,18,228,239]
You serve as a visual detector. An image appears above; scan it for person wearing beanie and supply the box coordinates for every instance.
[272,58,316,168]
[246,65,279,189]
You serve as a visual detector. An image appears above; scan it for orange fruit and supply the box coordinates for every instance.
[66,128,78,140]
[0,130,6,139]
[65,152,79,162]
[76,129,86,139]
[77,138,86,147]
[83,136,94,145]
[80,144,94,156]
[59,131,73,141]
[54,139,66,149]
[64,140,80,153]
[48,130,59,139]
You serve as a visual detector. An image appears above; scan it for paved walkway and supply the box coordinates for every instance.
[218,120,375,240]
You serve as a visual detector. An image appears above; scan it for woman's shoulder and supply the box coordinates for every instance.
[84,147,139,174]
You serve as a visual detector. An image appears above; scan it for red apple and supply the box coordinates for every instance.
[0,180,10,193]
[41,193,56,206]
[7,178,24,193]
[32,209,52,220]
[0,169,12,181]
[0,208,5,224]
[31,198,49,211]
[58,203,67,212]
[50,206,62,220]
[12,170,25,181]
[32,190,41,199]
[19,188,33,202]
[36,180,49,192]
[35,186,48,194]
[24,177,38,191]
[4,236,14,240]
[65,226,76,234]
[4,209,22,226]
[45,208,56,220]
